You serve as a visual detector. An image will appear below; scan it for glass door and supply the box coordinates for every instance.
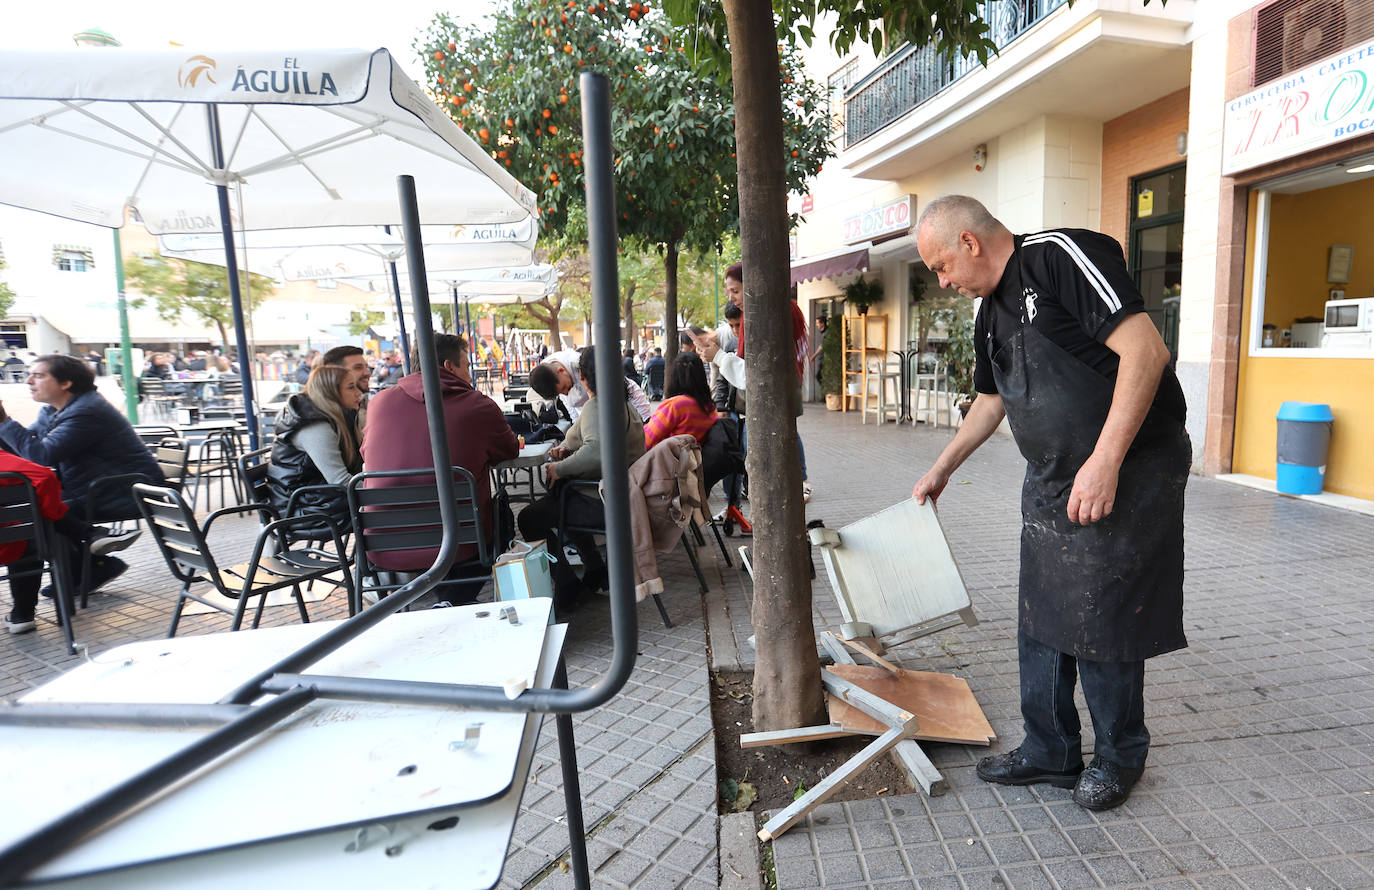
[1128,163,1185,360]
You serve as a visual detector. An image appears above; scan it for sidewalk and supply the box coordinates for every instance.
[4,405,1374,889]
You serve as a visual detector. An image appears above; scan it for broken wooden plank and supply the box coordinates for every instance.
[820,670,916,732]
[758,726,907,842]
[825,664,995,746]
[893,740,949,796]
[835,634,901,676]
[739,725,859,749]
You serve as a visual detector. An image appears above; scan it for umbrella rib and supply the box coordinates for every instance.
[127,102,216,175]
[235,110,372,196]
[59,101,212,178]
[14,114,205,180]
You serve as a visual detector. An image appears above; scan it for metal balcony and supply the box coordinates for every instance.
[843,0,1068,149]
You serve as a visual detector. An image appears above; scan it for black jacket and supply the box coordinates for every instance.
[266,394,360,537]
[0,390,164,519]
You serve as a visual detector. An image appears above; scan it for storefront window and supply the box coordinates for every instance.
[1249,153,1374,358]
[1129,163,1185,359]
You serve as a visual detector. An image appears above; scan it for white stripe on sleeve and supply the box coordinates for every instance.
[1023,232,1123,313]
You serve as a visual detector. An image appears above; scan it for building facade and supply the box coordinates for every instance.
[795,0,1374,499]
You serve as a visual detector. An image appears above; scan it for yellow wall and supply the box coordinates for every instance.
[1235,191,1374,500]
[1263,177,1374,330]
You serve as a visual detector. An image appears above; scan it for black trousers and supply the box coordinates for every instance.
[516,484,604,601]
[5,514,98,621]
[1018,631,1149,771]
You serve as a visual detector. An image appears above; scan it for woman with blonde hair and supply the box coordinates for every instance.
[265,363,364,535]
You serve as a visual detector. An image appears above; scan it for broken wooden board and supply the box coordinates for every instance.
[825,665,995,746]
[829,632,899,675]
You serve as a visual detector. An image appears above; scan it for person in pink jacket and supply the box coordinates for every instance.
[643,353,716,452]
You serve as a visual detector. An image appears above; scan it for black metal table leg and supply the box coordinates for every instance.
[553,658,591,889]
[892,349,915,424]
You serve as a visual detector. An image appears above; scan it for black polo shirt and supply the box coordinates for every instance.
[972,228,1185,425]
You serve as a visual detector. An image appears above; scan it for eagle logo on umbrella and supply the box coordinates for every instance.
[178,56,218,89]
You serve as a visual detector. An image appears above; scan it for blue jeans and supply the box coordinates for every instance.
[1018,632,1149,771]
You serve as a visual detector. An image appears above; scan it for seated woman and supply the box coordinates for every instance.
[643,352,716,452]
[516,347,645,609]
[266,364,364,537]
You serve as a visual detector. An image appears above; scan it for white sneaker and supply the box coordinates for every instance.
[802,482,812,503]
[5,612,36,635]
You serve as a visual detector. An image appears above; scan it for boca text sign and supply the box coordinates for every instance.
[842,196,914,244]
[1224,41,1374,175]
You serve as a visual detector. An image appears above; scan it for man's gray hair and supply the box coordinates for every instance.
[914,195,1005,249]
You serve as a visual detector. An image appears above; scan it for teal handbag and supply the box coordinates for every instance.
[492,540,557,609]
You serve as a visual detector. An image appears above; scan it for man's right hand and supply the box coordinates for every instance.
[547,445,569,461]
[912,466,951,505]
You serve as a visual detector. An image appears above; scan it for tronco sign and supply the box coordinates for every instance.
[842,196,914,244]
[1223,41,1374,175]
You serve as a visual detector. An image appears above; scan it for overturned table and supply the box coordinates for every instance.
[0,602,566,889]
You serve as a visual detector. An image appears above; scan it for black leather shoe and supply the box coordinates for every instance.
[579,566,609,593]
[976,748,1084,789]
[1072,757,1144,810]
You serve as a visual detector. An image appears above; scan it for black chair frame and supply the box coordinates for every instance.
[347,466,491,615]
[0,473,79,654]
[557,479,676,627]
[134,483,354,637]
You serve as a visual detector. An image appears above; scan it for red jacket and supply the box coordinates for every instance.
[360,369,519,570]
[0,452,68,564]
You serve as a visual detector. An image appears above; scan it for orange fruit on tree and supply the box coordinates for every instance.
[548,124,559,135]
[463,82,473,92]
[505,118,515,128]
[791,149,799,157]
[448,41,456,51]
[433,50,445,61]
[436,74,445,84]
[478,128,490,141]
[542,108,552,118]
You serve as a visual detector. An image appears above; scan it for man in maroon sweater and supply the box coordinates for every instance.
[360,334,518,604]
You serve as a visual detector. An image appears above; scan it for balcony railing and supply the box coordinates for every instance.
[843,0,1068,149]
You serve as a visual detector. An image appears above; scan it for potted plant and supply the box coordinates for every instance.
[821,319,843,409]
[841,276,884,315]
[942,309,978,419]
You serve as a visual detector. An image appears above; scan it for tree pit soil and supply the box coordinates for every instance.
[710,670,912,814]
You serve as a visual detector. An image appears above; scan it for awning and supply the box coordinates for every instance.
[790,245,870,285]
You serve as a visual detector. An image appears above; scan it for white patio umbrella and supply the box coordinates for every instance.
[0,47,536,446]
[159,220,538,367]
[381,264,559,337]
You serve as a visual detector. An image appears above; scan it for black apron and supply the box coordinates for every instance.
[988,242,1189,662]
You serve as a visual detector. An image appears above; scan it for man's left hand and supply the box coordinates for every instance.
[1067,454,1118,525]
[544,462,560,484]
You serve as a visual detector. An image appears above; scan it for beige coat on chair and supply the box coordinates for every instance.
[626,435,708,601]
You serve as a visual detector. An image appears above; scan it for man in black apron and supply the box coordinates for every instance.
[911,195,1189,811]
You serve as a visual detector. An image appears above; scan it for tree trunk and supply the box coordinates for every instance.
[215,320,230,352]
[623,280,638,354]
[663,236,681,362]
[526,298,563,349]
[723,0,825,734]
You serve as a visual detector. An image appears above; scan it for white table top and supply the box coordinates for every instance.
[494,440,554,471]
[3,601,559,887]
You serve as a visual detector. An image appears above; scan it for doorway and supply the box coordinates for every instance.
[1128,162,1185,359]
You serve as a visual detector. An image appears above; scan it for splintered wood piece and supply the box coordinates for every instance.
[758,725,908,842]
[739,725,859,748]
[833,634,900,676]
[825,665,995,746]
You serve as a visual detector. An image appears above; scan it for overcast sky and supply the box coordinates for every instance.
[2,0,497,76]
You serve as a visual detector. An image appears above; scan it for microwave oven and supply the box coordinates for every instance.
[1324,297,1374,333]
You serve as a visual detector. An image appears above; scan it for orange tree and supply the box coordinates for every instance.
[418,0,832,358]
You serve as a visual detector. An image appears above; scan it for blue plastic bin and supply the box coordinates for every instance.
[1275,401,1333,495]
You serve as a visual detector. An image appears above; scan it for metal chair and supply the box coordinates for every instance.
[133,483,353,637]
[347,466,491,615]
[133,424,179,449]
[557,479,676,627]
[0,472,79,653]
[184,429,244,510]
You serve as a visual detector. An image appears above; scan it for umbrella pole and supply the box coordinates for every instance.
[452,284,461,336]
[383,225,411,375]
[207,106,260,451]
